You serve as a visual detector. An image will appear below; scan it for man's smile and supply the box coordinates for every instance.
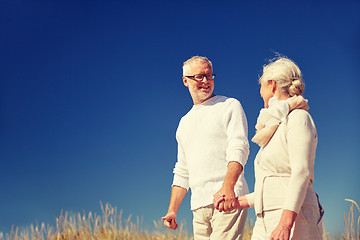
[199,86,210,90]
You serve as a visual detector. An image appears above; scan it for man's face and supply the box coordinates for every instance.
[183,61,215,105]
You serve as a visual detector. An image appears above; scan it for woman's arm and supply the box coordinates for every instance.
[284,110,317,213]
[271,110,317,239]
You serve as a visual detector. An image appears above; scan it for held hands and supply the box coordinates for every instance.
[213,187,238,212]
[162,212,178,230]
[213,192,250,212]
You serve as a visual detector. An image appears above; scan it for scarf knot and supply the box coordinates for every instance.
[252,95,309,148]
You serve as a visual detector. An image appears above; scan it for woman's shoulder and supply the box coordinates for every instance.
[287,109,316,128]
[289,109,311,118]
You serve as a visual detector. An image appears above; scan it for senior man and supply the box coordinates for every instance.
[162,56,250,240]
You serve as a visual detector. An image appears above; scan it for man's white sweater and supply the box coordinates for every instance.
[172,95,250,210]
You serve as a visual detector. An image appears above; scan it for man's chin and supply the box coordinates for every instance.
[198,93,214,102]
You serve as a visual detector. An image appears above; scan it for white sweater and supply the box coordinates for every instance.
[246,109,319,215]
[172,95,250,210]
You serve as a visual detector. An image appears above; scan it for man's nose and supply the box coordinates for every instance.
[201,75,209,82]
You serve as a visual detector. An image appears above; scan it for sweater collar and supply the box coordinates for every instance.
[192,95,218,109]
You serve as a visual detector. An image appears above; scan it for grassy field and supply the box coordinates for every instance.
[0,200,358,240]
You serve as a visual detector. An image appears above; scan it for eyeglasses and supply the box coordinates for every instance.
[184,73,216,81]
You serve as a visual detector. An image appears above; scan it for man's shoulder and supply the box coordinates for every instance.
[215,96,243,110]
[178,108,193,124]
[179,96,242,120]
[215,95,241,104]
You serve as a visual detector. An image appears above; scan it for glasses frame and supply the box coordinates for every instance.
[184,73,216,82]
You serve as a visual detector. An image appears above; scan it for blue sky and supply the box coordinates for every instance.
[1,0,359,236]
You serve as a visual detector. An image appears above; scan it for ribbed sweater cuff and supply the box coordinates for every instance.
[172,174,189,190]
[245,192,255,208]
[227,152,247,168]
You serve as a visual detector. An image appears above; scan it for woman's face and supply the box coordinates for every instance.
[260,79,275,108]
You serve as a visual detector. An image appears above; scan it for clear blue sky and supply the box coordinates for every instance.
[1,0,359,236]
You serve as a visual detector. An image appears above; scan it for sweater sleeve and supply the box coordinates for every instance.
[223,99,250,167]
[172,127,189,190]
[283,110,317,213]
[245,192,255,208]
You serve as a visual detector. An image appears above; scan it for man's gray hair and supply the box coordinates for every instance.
[260,55,305,97]
[183,56,213,76]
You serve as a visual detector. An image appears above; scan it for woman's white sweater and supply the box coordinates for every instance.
[246,109,319,215]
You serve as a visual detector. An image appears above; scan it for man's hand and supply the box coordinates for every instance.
[214,161,243,212]
[162,212,178,230]
[214,187,237,212]
[213,192,225,209]
[162,186,187,230]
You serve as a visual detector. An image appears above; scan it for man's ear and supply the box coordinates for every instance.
[183,76,189,87]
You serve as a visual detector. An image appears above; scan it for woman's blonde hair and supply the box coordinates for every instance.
[260,56,305,96]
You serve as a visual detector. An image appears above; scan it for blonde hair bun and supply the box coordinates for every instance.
[289,79,304,96]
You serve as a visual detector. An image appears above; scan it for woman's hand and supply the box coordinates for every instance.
[270,209,297,240]
[269,223,291,240]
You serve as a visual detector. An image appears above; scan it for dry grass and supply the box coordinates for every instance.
[326,199,360,240]
[0,202,191,240]
[341,199,360,240]
[0,200,358,240]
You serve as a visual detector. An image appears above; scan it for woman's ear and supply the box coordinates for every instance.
[269,80,277,93]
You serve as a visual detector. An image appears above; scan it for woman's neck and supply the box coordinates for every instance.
[275,90,290,101]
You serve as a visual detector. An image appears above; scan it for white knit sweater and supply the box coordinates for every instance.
[172,95,250,210]
[246,108,319,215]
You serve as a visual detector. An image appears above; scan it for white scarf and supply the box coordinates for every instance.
[252,95,309,148]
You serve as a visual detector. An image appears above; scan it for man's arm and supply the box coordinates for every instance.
[214,161,243,212]
[162,185,187,230]
[223,100,249,168]
[214,99,249,211]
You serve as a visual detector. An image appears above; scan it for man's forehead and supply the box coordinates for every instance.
[189,61,212,69]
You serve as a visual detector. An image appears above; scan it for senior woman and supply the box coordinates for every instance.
[214,56,325,240]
